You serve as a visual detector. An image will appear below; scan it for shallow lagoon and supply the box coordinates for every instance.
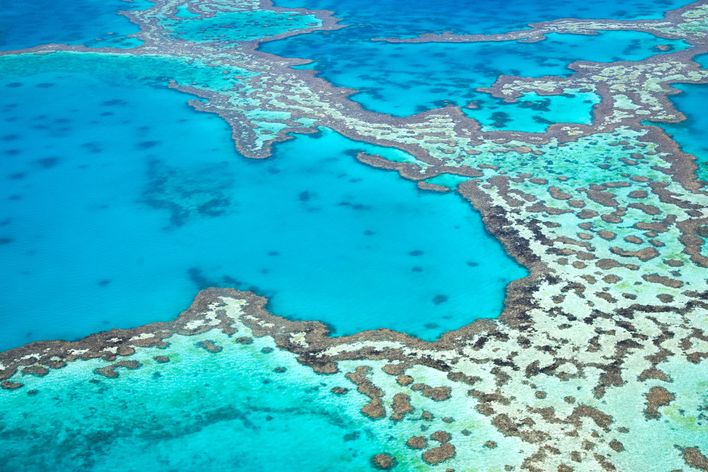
[0,57,526,349]
[0,328,390,470]
[464,89,600,133]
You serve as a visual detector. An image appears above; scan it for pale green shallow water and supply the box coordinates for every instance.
[0,332,390,471]
[2,305,704,471]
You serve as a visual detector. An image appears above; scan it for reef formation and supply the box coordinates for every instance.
[0,0,706,470]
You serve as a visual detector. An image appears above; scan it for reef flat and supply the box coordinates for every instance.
[0,0,706,470]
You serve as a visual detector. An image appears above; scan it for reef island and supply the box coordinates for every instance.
[0,0,706,470]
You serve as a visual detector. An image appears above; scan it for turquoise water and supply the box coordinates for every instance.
[175,4,201,19]
[0,58,526,349]
[464,89,600,132]
[263,31,687,117]
[0,0,151,50]
[659,83,708,181]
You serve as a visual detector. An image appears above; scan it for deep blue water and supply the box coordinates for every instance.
[0,60,526,349]
[265,0,691,117]
[0,0,150,50]
[275,0,692,37]
[263,31,687,117]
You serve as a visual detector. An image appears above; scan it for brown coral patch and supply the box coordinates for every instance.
[197,340,223,353]
[423,443,456,465]
[431,430,452,443]
[610,246,659,261]
[642,273,684,288]
[406,436,428,450]
[94,360,142,379]
[644,386,675,419]
[390,393,413,421]
[411,383,452,401]
[371,453,397,470]
[682,447,708,471]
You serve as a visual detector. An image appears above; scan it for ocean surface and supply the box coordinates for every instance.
[275,0,693,37]
[0,55,526,349]
[0,0,150,50]
[0,0,706,470]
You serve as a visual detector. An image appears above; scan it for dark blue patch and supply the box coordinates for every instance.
[35,157,60,169]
